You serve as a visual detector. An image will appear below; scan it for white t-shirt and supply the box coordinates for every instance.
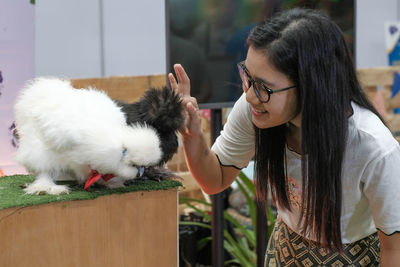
[211,93,400,243]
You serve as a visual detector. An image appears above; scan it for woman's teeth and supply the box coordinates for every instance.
[252,107,267,115]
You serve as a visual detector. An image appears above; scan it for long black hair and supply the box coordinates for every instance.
[247,8,383,251]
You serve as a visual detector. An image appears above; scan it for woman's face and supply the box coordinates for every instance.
[243,46,301,129]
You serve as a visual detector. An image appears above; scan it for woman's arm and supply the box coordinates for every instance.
[181,124,240,194]
[168,64,239,194]
[378,231,400,266]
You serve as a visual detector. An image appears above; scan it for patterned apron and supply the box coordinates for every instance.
[264,217,380,267]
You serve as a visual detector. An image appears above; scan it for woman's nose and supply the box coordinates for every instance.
[245,84,260,104]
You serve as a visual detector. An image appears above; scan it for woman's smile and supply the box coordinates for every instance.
[251,107,267,116]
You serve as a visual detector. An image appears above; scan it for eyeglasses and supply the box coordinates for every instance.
[237,61,296,103]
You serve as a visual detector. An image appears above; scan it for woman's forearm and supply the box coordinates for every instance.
[168,64,239,194]
[182,132,237,195]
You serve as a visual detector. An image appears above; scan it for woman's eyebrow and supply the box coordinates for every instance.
[254,76,276,88]
[245,64,276,88]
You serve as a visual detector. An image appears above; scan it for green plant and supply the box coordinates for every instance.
[179,171,276,267]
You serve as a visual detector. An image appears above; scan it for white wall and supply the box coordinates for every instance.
[36,1,400,75]
[356,0,400,68]
[102,1,166,76]
[35,0,166,78]
[0,1,34,175]
[35,0,102,78]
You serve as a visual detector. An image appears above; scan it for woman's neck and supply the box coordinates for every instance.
[286,122,302,154]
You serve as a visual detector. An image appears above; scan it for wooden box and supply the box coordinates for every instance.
[0,188,178,267]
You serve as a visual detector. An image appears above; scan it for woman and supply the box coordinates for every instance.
[169,8,400,266]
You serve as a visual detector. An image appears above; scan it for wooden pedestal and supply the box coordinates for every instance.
[0,189,178,267]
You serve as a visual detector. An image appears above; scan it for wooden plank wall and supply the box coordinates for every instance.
[68,68,400,200]
[357,67,400,141]
[357,66,400,110]
[69,68,400,108]
[71,74,167,103]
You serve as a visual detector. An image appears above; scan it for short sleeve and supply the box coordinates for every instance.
[211,93,255,169]
[363,145,400,235]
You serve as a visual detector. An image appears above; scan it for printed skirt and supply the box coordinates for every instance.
[264,217,380,267]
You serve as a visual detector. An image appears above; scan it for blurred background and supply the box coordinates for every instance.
[0,0,399,173]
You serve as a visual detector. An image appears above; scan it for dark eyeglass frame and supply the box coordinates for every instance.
[237,61,296,103]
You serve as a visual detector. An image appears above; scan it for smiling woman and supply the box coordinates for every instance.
[242,47,301,130]
[169,7,400,266]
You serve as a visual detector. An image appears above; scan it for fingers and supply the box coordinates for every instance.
[186,102,199,121]
[169,63,200,136]
[168,64,188,95]
[174,64,190,86]
[168,73,178,90]
[183,102,201,136]
[182,96,199,110]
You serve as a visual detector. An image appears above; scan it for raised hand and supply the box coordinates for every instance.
[168,64,202,137]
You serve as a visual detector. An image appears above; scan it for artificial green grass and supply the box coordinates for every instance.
[0,175,182,211]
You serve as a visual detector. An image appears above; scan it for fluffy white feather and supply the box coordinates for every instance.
[14,77,162,195]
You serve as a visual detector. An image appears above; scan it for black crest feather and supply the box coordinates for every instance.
[116,87,184,165]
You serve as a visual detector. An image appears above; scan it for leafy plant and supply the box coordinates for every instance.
[179,171,276,267]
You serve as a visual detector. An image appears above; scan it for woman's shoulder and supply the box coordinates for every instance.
[226,93,253,126]
[348,102,399,155]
